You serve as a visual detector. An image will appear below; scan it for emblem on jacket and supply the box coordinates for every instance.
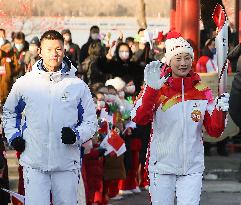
[61,91,69,102]
[191,103,202,122]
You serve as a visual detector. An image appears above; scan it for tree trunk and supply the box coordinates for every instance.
[136,0,147,29]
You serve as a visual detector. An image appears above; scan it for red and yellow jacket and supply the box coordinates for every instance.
[131,71,226,175]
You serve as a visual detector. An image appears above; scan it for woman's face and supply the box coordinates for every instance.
[118,45,130,61]
[170,53,192,78]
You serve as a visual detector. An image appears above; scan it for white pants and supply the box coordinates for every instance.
[149,172,203,205]
[23,167,80,205]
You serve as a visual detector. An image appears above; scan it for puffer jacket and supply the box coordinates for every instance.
[3,59,97,171]
[131,71,226,175]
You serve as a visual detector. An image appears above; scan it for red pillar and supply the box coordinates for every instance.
[177,0,200,70]
[170,0,176,31]
[175,0,181,33]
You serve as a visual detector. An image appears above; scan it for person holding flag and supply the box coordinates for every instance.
[131,29,229,204]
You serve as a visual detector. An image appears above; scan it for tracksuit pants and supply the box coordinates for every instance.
[23,166,80,205]
[149,172,203,205]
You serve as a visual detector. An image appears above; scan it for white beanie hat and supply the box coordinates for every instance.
[165,31,194,66]
[105,77,126,91]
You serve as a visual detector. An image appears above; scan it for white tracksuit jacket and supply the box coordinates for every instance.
[3,59,97,171]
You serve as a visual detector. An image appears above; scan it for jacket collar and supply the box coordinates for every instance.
[31,59,77,82]
[167,70,201,92]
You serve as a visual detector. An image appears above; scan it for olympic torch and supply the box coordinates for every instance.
[212,4,229,96]
[212,4,229,124]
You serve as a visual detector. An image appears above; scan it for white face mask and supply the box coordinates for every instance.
[125,85,136,94]
[91,33,99,40]
[97,100,105,109]
[118,91,125,99]
[64,44,70,52]
[64,35,71,42]
[15,43,24,51]
[104,94,116,103]
[119,51,129,60]
[0,38,5,47]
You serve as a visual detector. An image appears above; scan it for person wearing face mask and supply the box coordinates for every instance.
[196,38,218,73]
[79,25,105,64]
[61,29,81,69]
[24,36,41,72]
[131,28,154,68]
[131,31,230,205]
[12,31,29,79]
[0,29,18,104]
[153,31,166,62]
[0,29,9,48]
[99,42,144,93]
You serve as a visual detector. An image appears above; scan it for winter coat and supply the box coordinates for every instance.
[99,57,144,93]
[103,154,126,181]
[79,38,105,63]
[229,71,241,129]
[228,43,241,72]
[80,55,106,85]
[3,59,97,171]
[0,44,19,104]
[64,41,81,69]
[132,71,227,175]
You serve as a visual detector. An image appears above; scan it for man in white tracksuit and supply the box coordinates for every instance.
[2,30,97,205]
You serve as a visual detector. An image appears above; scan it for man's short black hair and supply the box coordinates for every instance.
[40,30,64,45]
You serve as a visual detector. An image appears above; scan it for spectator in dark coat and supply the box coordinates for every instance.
[100,42,144,93]
[229,70,241,130]
[79,25,105,63]
[229,43,241,131]
[79,40,106,85]
[61,29,81,69]
[228,43,241,72]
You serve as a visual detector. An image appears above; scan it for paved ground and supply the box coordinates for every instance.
[110,189,241,205]
[6,150,241,205]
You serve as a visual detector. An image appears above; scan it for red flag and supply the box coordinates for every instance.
[107,130,124,151]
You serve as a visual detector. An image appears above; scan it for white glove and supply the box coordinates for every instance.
[144,61,170,90]
[216,92,230,112]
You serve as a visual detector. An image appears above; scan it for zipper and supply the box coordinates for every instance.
[47,77,53,170]
[182,78,186,174]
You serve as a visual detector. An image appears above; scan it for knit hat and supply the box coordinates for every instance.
[165,31,194,66]
[30,36,40,46]
[105,77,126,91]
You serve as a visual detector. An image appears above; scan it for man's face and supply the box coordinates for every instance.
[39,39,64,71]
[170,53,192,78]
